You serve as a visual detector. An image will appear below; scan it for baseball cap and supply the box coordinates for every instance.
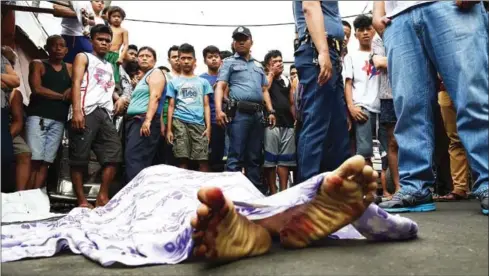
[232,26,252,39]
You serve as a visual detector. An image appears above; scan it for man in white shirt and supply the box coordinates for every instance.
[69,25,122,209]
[373,1,488,215]
[343,15,380,167]
[53,2,95,64]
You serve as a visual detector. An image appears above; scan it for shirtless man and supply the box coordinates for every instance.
[105,6,129,84]
[191,155,378,260]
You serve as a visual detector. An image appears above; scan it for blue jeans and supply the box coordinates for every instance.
[294,43,350,183]
[383,1,488,197]
[226,110,266,194]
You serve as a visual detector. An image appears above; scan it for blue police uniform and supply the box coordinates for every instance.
[217,48,269,194]
[293,1,350,183]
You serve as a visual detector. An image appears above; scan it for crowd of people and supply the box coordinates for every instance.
[1,1,488,218]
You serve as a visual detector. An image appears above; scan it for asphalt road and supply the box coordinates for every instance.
[2,201,488,276]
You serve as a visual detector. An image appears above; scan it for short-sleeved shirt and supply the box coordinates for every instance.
[217,53,268,103]
[343,50,381,113]
[199,73,217,124]
[293,1,344,41]
[166,76,212,126]
[269,75,294,128]
[371,37,392,100]
[61,1,94,36]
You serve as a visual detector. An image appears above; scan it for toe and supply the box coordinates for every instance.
[333,155,366,179]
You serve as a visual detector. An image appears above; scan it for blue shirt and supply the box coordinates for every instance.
[166,76,212,126]
[199,73,217,124]
[293,1,344,41]
[156,72,171,115]
[217,53,268,103]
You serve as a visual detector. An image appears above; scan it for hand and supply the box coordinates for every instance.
[160,123,166,137]
[269,62,283,77]
[372,15,391,37]
[372,55,384,70]
[268,114,276,128]
[131,77,139,88]
[455,0,479,9]
[216,110,229,127]
[348,105,368,123]
[317,51,333,86]
[202,127,211,145]
[116,57,124,66]
[114,98,126,115]
[71,111,85,131]
[166,130,174,145]
[140,119,151,137]
[62,90,71,101]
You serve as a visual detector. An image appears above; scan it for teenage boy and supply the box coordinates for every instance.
[343,15,381,167]
[166,43,212,172]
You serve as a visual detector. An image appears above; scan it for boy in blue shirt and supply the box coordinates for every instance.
[166,43,212,172]
[199,45,224,172]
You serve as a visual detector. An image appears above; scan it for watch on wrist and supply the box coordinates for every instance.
[268,109,276,115]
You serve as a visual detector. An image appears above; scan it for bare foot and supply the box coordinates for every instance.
[79,202,94,209]
[95,194,109,207]
[191,187,272,261]
[280,155,378,248]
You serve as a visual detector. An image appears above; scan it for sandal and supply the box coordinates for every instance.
[79,203,94,209]
[434,192,468,202]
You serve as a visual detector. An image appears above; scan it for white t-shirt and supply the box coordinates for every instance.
[385,1,434,18]
[68,53,115,120]
[61,1,94,36]
[343,50,381,113]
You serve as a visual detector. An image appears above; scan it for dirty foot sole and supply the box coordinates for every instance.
[280,155,377,248]
[191,187,272,261]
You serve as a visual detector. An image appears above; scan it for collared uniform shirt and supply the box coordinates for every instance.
[217,53,268,103]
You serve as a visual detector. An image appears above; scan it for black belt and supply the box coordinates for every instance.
[236,101,263,113]
[299,34,342,53]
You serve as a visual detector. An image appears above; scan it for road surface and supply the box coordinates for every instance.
[2,201,488,276]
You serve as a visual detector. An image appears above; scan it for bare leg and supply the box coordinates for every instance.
[15,153,32,191]
[265,167,277,195]
[32,162,50,189]
[198,161,210,172]
[70,165,92,208]
[381,169,391,198]
[277,166,290,192]
[386,124,400,192]
[28,160,42,190]
[179,158,189,170]
[95,164,117,207]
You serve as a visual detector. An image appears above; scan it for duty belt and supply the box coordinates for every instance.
[299,33,342,53]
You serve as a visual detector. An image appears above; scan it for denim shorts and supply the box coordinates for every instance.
[380,99,397,124]
[25,116,64,163]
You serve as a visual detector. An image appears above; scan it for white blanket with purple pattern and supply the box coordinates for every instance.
[1,165,415,266]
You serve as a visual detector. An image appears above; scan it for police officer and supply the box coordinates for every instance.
[214,26,276,194]
[293,2,350,183]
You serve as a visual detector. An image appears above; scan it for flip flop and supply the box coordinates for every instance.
[434,192,468,202]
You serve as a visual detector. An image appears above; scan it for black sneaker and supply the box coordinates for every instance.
[378,191,436,213]
[480,194,488,215]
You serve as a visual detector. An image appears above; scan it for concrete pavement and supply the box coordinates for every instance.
[2,201,488,276]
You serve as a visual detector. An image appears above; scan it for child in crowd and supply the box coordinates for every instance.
[105,6,129,85]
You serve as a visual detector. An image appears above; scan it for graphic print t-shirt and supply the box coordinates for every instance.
[343,49,381,113]
[166,76,212,126]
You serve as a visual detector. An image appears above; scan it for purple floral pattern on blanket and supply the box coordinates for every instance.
[1,166,418,266]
